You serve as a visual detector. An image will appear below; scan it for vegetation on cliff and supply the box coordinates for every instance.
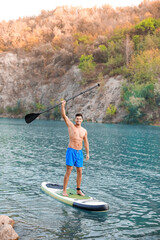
[0,0,160,123]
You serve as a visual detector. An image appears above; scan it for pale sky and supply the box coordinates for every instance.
[0,0,145,22]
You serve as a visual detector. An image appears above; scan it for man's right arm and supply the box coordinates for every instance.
[61,100,72,127]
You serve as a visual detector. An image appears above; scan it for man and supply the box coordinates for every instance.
[61,100,89,197]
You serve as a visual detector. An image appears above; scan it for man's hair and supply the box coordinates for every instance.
[75,113,83,119]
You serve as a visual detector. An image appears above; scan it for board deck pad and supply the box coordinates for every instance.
[58,188,90,199]
[41,182,109,212]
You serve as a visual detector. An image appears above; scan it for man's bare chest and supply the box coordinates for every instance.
[68,127,85,139]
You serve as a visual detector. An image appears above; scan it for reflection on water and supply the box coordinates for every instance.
[0,118,160,239]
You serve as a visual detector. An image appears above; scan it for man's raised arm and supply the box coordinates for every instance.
[61,100,72,127]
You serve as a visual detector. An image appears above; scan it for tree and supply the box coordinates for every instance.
[78,54,96,74]
[124,34,133,66]
[128,49,160,84]
[135,17,160,35]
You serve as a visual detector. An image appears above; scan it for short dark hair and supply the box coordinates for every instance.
[75,113,83,119]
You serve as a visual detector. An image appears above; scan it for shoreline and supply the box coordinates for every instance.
[0,115,159,126]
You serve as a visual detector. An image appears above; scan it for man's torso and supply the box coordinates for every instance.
[68,124,86,150]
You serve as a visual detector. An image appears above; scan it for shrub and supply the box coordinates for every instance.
[154,82,160,96]
[0,107,4,114]
[99,44,107,52]
[154,82,160,106]
[53,106,61,120]
[123,94,146,123]
[132,31,160,53]
[106,54,125,73]
[35,103,45,111]
[143,34,160,50]
[139,84,154,103]
[107,40,123,58]
[128,96,146,108]
[73,33,94,45]
[93,46,108,63]
[109,66,127,77]
[6,101,25,115]
[78,54,96,74]
[128,49,160,84]
[73,32,95,55]
[121,81,158,123]
[106,104,117,117]
[122,82,155,102]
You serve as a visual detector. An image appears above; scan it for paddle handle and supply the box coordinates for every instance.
[40,83,100,114]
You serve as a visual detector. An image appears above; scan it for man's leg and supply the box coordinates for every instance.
[76,167,85,196]
[63,165,73,196]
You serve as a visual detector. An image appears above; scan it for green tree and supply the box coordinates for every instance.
[128,49,160,84]
[121,81,157,123]
[78,54,96,74]
[135,18,160,35]
[124,96,146,123]
[132,35,141,51]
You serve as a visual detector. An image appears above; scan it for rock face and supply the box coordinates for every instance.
[0,215,19,240]
[0,52,125,122]
[66,75,125,122]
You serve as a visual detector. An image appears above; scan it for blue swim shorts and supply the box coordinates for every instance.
[66,148,83,167]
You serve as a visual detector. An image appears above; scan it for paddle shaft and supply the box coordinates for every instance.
[39,83,100,114]
[25,83,100,123]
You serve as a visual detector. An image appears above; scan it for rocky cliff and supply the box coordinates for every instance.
[0,51,126,122]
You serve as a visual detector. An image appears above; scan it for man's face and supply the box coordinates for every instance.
[75,116,83,126]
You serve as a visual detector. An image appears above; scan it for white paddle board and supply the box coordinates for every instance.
[41,182,109,212]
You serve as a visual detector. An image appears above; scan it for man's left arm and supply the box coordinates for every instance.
[84,131,89,161]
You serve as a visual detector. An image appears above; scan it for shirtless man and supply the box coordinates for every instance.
[61,100,89,197]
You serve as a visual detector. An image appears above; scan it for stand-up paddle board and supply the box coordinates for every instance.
[41,182,109,212]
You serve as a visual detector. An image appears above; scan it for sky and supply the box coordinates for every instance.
[0,0,145,22]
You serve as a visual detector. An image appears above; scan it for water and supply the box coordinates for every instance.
[0,118,160,240]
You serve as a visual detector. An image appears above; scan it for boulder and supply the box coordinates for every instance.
[0,215,19,240]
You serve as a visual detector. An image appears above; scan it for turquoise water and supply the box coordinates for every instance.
[0,118,160,240]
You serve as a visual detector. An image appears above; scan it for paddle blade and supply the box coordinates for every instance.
[25,113,40,124]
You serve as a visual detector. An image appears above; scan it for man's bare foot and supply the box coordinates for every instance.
[62,191,68,197]
[77,190,85,196]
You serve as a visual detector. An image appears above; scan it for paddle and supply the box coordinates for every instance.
[25,83,100,124]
